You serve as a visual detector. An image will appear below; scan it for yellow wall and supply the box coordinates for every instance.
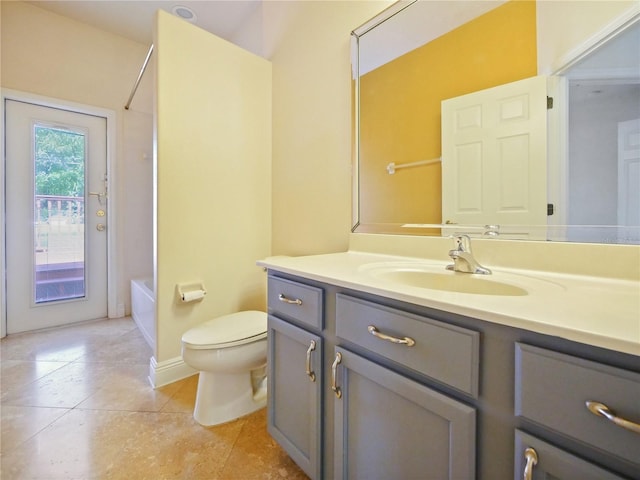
[359,0,537,225]
[263,1,393,255]
[154,11,272,363]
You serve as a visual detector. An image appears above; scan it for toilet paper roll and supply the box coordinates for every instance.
[181,289,206,303]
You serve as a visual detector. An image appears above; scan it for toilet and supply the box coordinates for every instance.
[181,310,268,426]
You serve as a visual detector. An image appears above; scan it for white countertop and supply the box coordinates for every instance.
[258,251,640,356]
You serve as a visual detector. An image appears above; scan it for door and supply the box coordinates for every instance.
[5,99,108,333]
[333,347,476,480]
[441,76,548,232]
[618,118,640,232]
[267,315,322,480]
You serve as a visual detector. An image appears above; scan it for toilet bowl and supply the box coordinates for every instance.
[181,310,268,426]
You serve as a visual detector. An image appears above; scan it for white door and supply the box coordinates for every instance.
[618,118,640,229]
[441,76,548,233]
[5,99,108,333]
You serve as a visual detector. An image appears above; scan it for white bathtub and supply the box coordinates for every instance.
[131,277,155,349]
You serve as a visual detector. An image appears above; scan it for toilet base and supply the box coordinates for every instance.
[193,369,267,426]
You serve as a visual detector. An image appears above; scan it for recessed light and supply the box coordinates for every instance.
[171,5,197,23]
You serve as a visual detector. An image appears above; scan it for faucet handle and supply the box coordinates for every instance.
[451,234,472,252]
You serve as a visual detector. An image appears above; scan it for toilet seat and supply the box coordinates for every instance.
[182,310,267,349]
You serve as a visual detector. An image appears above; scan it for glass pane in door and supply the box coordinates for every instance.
[33,125,86,303]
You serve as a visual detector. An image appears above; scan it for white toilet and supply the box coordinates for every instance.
[181,310,268,426]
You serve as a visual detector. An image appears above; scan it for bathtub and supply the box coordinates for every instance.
[131,278,155,349]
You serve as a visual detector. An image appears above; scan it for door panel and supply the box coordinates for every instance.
[5,99,108,333]
[442,76,548,234]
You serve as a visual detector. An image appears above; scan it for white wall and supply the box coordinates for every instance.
[568,84,640,226]
[537,0,639,74]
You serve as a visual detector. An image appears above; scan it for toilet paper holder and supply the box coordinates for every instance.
[176,282,207,303]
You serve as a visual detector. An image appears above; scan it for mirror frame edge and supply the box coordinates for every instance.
[351,1,640,244]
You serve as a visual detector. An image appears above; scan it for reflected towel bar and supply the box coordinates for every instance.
[124,44,154,110]
[386,157,441,174]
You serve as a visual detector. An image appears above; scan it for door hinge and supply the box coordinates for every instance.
[547,96,554,109]
[547,203,554,216]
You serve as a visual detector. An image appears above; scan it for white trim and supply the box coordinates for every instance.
[148,355,197,389]
[1,89,119,338]
[552,6,640,76]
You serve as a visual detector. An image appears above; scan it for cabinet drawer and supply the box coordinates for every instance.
[335,294,480,397]
[514,430,624,480]
[268,276,323,330]
[515,343,640,468]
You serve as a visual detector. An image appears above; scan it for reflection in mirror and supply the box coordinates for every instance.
[352,0,640,244]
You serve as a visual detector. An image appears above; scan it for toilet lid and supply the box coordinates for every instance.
[182,310,267,349]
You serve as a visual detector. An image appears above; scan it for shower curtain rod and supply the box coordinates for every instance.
[124,44,154,110]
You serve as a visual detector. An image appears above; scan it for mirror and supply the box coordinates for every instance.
[352,0,640,244]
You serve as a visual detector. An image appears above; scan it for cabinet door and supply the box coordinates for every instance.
[267,315,322,479]
[514,430,625,480]
[333,347,476,480]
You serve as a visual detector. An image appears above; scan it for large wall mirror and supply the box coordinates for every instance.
[351,0,640,244]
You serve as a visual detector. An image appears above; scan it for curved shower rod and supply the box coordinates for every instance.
[124,44,154,110]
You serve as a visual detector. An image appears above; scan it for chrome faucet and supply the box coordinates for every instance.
[446,235,491,275]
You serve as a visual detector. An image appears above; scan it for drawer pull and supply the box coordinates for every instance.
[367,325,416,347]
[331,352,342,399]
[278,294,302,306]
[522,447,538,480]
[586,401,640,434]
[305,340,316,382]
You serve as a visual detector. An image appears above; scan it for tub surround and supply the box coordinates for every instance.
[259,234,640,356]
[131,278,155,350]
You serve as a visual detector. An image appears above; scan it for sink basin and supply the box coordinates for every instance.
[374,269,527,296]
[359,262,564,296]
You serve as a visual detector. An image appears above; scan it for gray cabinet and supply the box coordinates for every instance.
[332,347,476,480]
[515,343,640,479]
[267,315,322,479]
[514,430,625,479]
[266,271,640,480]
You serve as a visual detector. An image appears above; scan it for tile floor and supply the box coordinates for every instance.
[0,317,309,479]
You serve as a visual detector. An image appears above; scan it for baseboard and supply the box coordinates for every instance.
[148,355,197,389]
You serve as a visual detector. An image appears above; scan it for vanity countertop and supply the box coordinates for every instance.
[258,251,640,357]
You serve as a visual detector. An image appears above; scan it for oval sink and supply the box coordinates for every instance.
[374,269,528,296]
[359,262,565,296]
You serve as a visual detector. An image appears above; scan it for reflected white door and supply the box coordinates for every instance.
[618,118,640,227]
[5,99,108,333]
[441,76,548,233]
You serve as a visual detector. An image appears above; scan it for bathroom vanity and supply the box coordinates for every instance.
[259,245,640,480]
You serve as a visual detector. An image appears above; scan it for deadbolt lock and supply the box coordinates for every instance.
[96,223,106,232]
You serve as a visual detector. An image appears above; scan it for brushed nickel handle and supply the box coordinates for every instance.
[586,401,640,434]
[278,294,302,306]
[331,352,342,398]
[523,447,538,480]
[367,325,416,347]
[305,340,316,382]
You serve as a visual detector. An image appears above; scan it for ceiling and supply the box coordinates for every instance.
[26,1,261,45]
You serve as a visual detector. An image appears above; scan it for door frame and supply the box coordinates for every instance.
[1,89,118,337]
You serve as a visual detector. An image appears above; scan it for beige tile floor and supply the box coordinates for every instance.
[0,317,309,480]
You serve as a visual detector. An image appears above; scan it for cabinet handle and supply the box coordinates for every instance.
[586,400,640,434]
[367,325,416,347]
[522,447,538,480]
[331,352,342,399]
[305,340,316,382]
[278,294,302,306]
